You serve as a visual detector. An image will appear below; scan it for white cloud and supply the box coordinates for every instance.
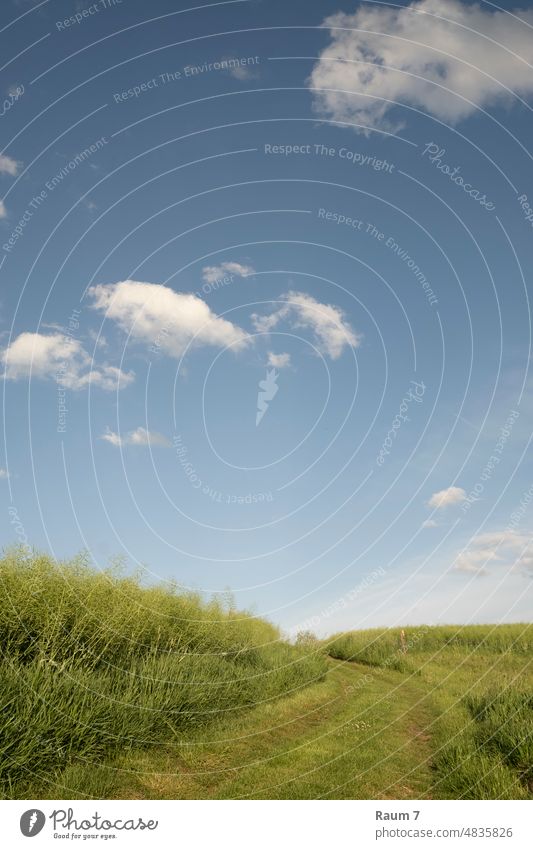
[201,261,255,284]
[0,200,7,219]
[88,280,249,357]
[428,486,466,509]
[454,530,533,576]
[101,426,171,448]
[252,291,360,359]
[309,0,533,132]
[1,331,134,390]
[422,518,438,528]
[101,428,122,447]
[0,467,9,479]
[77,365,135,391]
[267,351,291,369]
[0,154,21,176]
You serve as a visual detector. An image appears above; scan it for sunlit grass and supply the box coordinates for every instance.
[0,548,326,798]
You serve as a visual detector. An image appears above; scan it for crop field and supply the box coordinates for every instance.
[1,551,531,800]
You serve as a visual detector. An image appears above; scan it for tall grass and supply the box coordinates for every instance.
[432,688,533,799]
[326,624,533,799]
[0,549,326,798]
[326,623,533,669]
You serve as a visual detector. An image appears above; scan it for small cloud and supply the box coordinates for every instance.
[202,261,255,285]
[1,331,134,391]
[101,427,122,447]
[252,290,360,360]
[453,530,533,577]
[128,427,171,447]
[267,351,291,369]
[428,486,466,509]
[422,519,438,528]
[0,467,9,479]
[88,280,249,357]
[0,154,21,177]
[0,200,7,219]
[101,426,171,448]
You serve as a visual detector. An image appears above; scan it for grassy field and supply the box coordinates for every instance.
[0,549,326,799]
[1,550,531,799]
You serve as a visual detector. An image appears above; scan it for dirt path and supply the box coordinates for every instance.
[76,661,437,800]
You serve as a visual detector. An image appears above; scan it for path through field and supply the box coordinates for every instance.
[102,661,437,800]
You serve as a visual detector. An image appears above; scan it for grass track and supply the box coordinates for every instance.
[39,660,437,800]
[2,553,531,800]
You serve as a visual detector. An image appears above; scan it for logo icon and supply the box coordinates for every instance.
[256,368,279,426]
[20,810,46,837]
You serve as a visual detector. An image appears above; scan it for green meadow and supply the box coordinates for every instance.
[1,550,531,800]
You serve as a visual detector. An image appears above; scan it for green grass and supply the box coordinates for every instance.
[0,549,326,798]
[2,550,531,800]
[325,625,533,799]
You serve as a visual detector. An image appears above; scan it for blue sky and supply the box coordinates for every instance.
[1,0,533,634]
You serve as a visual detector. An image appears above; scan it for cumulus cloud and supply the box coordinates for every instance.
[309,0,533,132]
[0,468,9,479]
[267,351,291,369]
[252,291,360,360]
[101,426,171,448]
[201,261,255,284]
[0,154,21,176]
[0,200,7,219]
[88,280,249,357]
[1,331,134,390]
[422,518,438,528]
[454,530,533,576]
[428,486,466,509]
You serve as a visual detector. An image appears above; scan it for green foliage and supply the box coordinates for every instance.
[326,623,533,799]
[0,549,326,798]
[295,630,320,648]
[325,623,533,665]
[432,688,533,799]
